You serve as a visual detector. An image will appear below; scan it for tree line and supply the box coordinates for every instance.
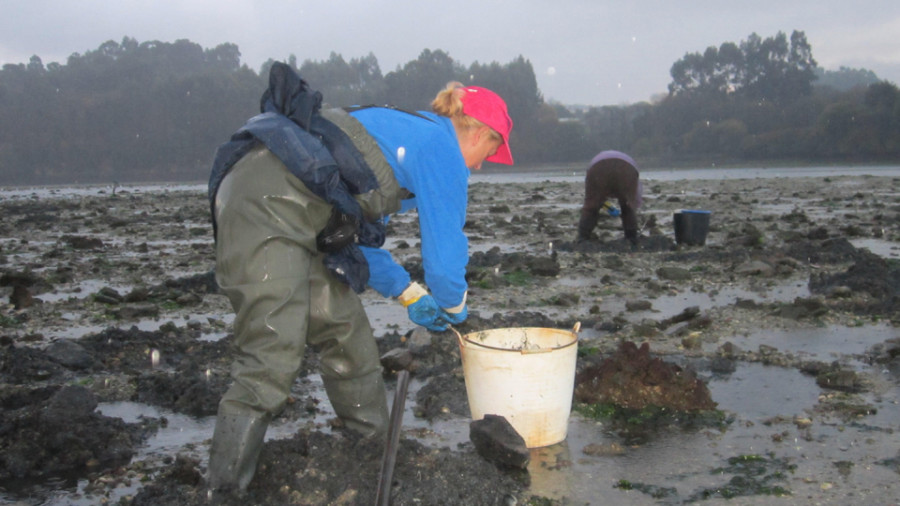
[0,31,897,185]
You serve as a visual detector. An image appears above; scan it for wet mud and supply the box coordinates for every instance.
[0,172,899,504]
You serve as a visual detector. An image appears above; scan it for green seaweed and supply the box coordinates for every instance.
[574,402,729,432]
[614,479,677,499]
[689,453,795,501]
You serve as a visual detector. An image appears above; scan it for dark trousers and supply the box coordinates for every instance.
[577,158,640,242]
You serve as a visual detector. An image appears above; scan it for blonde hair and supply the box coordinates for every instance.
[432,82,503,142]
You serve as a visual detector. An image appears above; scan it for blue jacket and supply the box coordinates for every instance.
[351,107,469,310]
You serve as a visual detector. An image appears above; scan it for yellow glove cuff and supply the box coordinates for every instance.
[397,282,428,307]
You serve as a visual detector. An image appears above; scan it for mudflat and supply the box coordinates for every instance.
[0,172,898,504]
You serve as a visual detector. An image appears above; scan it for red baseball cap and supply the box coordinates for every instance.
[460,86,514,165]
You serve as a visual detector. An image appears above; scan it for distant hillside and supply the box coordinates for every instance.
[814,67,881,91]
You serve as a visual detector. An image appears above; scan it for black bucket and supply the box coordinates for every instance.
[673,210,711,246]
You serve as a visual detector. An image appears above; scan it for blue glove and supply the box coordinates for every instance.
[406,295,449,331]
[441,304,468,326]
[604,202,621,217]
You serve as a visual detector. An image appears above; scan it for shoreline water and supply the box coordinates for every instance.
[2,164,899,199]
[473,163,900,183]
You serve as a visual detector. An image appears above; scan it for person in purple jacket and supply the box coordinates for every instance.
[577,150,643,245]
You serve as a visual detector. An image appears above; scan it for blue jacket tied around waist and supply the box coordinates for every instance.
[208,62,385,293]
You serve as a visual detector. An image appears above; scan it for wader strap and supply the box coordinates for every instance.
[343,104,436,123]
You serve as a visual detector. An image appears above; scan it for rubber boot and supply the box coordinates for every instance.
[322,369,389,438]
[207,413,270,496]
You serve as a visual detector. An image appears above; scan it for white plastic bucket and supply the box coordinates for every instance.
[456,324,579,448]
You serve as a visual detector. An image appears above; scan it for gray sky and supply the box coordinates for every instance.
[3,1,899,106]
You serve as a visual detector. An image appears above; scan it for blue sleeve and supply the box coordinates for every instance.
[406,142,469,309]
[349,109,469,307]
[361,244,410,297]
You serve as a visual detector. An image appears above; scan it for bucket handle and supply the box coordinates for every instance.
[451,326,463,344]
[451,323,581,354]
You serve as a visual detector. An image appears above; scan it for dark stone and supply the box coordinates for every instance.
[709,356,737,374]
[817,368,866,393]
[656,266,692,281]
[470,414,530,469]
[116,303,160,320]
[95,286,124,304]
[63,235,104,249]
[44,340,95,370]
[529,255,561,277]
[381,348,413,372]
[625,300,652,312]
[659,305,700,327]
[43,385,99,422]
[10,284,35,309]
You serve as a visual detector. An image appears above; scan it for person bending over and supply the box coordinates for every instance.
[577,150,642,245]
[205,62,514,496]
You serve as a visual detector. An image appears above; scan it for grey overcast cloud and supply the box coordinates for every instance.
[2,0,899,106]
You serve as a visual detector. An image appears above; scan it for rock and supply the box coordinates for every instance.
[718,342,742,358]
[582,442,625,456]
[124,287,150,302]
[45,340,95,370]
[687,314,713,330]
[663,321,691,336]
[43,385,99,422]
[656,266,692,281]
[632,321,660,338]
[63,235,104,250]
[773,296,829,320]
[602,255,624,269]
[175,292,202,306]
[827,286,853,299]
[681,335,702,350]
[115,303,160,320]
[807,227,829,240]
[734,298,758,309]
[709,356,736,374]
[381,348,413,372]
[658,306,700,327]
[528,256,560,277]
[816,368,867,393]
[550,292,580,306]
[625,300,653,312]
[470,415,530,469]
[10,284,36,309]
[95,286,124,304]
[406,326,433,350]
[729,223,764,247]
[734,260,775,277]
